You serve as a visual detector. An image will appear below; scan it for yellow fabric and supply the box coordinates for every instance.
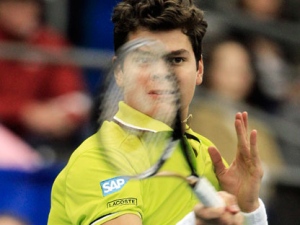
[48,102,222,225]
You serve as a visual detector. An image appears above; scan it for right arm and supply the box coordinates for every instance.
[102,192,244,225]
[193,191,244,225]
[102,214,142,225]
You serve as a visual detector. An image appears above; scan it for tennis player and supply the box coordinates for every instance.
[48,0,267,224]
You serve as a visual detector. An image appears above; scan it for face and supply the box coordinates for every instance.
[208,42,254,101]
[0,0,41,39]
[242,0,282,19]
[115,29,203,122]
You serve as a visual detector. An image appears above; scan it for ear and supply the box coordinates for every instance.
[196,58,204,85]
[113,56,124,87]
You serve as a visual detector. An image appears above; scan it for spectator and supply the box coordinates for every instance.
[190,39,285,191]
[276,74,300,165]
[237,0,284,21]
[0,0,91,161]
[233,0,295,114]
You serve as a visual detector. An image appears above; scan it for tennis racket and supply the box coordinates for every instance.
[97,38,224,208]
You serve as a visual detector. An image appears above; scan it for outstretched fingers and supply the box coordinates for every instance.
[250,129,263,178]
[235,112,249,157]
[242,112,248,132]
[235,113,263,180]
[250,129,259,159]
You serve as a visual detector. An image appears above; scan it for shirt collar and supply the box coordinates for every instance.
[113,101,173,133]
[114,102,201,145]
[185,127,201,144]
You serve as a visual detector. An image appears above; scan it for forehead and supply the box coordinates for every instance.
[128,28,193,53]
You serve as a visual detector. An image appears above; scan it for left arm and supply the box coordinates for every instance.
[208,111,264,212]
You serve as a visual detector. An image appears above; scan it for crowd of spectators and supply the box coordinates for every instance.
[0,0,92,165]
[197,0,300,164]
[193,1,300,224]
[0,0,299,225]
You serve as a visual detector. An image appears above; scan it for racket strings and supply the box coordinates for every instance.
[98,74,123,124]
[154,171,199,187]
[104,129,175,177]
[98,38,187,179]
[180,135,199,178]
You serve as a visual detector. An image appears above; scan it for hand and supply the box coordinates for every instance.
[21,93,91,138]
[194,191,244,225]
[21,101,76,138]
[208,112,264,212]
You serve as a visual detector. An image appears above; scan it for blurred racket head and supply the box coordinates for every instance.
[97,38,182,179]
[96,38,225,207]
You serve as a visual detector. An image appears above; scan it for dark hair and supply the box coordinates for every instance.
[112,0,208,62]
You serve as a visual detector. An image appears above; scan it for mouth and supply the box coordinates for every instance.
[148,90,177,96]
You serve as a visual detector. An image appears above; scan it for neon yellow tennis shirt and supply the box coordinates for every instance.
[48,102,222,225]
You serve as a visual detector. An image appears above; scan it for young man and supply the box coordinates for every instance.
[48,0,267,224]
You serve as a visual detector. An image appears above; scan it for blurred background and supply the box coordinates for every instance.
[0,0,299,224]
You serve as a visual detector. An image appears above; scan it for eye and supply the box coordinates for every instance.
[168,57,185,65]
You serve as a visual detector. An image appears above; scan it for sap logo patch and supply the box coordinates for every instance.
[100,177,128,196]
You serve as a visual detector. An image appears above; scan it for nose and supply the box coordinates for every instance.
[149,59,174,82]
[150,72,174,82]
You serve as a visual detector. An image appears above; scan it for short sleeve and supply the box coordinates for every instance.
[64,149,144,225]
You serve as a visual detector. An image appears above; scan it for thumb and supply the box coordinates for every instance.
[208,146,226,175]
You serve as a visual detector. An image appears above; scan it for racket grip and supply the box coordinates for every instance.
[193,177,225,207]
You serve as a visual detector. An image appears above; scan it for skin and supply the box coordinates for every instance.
[0,0,41,39]
[241,0,282,20]
[208,42,254,102]
[115,41,180,125]
[208,112,263,213]
[0,216,28,225]
[104,28,263,225]
[116,28,203,123]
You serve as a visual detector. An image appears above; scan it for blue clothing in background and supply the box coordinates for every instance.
[68,0,119,95]
[0,165,64,225]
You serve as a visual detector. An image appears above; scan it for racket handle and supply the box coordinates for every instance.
[193,177,225,207]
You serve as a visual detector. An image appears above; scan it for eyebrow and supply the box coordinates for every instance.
[132,48,189,56]
[162,49,190,61]
[127,48,190,63]
[167,49,190,56]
